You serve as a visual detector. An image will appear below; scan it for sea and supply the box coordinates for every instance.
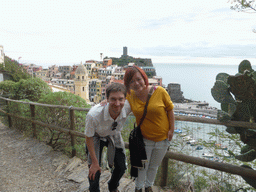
[153,63,256,109]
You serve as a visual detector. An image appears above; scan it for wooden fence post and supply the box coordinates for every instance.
[30,104,36,138]
[69,107,76,157]
[6,100,12,128]
[160,156,169,187]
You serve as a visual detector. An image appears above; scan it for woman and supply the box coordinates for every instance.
[124,65,175,192]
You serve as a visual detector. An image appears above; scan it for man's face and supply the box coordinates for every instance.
[107,91,125,117]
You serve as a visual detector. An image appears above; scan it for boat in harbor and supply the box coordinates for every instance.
[183,135,192,141]
[174,129,182,134]
[195,146,203,150]
[189,139,197,146]
[202,153,214,158]
[187,139,197,145]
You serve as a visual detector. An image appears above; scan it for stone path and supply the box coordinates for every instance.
[0,122,167,192]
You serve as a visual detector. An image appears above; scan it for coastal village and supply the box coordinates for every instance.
[0,46,182,103]
[0,45,217,118]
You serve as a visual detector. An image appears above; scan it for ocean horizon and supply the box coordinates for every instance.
[153,63,256,109]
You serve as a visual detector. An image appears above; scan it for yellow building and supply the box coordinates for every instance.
[74,63,89,102]
[91,67,98,79]
[84,62,96,79]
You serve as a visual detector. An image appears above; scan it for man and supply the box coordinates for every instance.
[85,83,131,192]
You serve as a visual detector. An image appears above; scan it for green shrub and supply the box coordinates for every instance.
[12,78,51,101]
[35,91,90,157]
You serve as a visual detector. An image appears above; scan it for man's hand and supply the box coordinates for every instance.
[89,163,101,180]
[86,136,101,180]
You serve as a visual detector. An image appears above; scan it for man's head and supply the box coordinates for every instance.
[106,83,127,118]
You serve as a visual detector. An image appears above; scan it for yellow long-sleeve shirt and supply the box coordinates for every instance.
[127,86,174,142]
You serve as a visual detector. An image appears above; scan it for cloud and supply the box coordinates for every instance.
[130,43,256,58]
[1,0,256,68]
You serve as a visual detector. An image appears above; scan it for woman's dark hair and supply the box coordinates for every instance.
[124,65,149,93]
[106,82,127,99]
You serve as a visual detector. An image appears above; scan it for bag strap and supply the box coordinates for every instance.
[137,86,154,127]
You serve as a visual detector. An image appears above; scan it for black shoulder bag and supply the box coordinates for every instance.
[129,86,154,178]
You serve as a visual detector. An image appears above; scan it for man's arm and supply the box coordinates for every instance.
[86,136,101,180]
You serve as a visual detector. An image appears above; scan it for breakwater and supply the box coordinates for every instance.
[174,102,217,119]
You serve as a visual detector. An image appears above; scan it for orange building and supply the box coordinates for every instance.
[103,59,112,68]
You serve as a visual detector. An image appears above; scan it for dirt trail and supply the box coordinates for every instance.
[0,122,79,192]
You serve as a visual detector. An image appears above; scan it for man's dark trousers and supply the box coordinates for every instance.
[88,140,126,192]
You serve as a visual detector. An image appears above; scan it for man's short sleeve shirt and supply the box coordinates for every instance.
[85,100,131,138]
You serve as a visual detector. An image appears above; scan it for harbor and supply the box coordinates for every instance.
[173,101,218,119]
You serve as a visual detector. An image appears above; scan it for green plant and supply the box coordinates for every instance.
[3,56,31,82]
[12,78,51,102]
[36,91,90,157]
[211,59,256,189]
[0,80,16,96]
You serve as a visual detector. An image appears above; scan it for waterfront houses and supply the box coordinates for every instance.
[34,60,161,104]
[6,46,162,104]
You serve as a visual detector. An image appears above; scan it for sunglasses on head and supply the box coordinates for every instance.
[112,121,118,130]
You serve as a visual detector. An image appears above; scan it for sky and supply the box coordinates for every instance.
[1,0,256,68]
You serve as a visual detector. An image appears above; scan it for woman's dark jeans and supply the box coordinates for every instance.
[88,140,126,192]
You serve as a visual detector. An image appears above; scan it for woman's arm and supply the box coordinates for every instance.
[167,109,175,141]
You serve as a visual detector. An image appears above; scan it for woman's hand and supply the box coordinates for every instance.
[167,109,175,141]
[168,129,174,141]
[100,99,107,106]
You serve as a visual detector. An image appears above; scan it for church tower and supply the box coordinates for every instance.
[74,62,89,102]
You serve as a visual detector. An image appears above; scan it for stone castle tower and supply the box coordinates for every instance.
[74,63,89,102]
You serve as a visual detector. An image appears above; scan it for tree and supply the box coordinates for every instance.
[2,56,30,82]
[230,0,256,13]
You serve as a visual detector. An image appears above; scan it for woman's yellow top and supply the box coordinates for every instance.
[127,86,174,142]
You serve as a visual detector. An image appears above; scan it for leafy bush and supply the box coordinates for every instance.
[5,99,32,133]
[12,78,51,101]
[3,56,30,82]
[35,91,91,157]
[0,80,16,96]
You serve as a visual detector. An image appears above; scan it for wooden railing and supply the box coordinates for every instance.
[0,96,256,187]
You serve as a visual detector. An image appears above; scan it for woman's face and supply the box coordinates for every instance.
[129,72,146,92]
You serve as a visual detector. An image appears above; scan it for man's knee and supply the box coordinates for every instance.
[89,170,101,192]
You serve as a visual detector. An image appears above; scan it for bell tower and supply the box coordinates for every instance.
[74,62,89,102]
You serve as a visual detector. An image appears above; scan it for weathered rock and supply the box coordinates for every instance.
[64,156,82,172]
[67,164,88,183]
